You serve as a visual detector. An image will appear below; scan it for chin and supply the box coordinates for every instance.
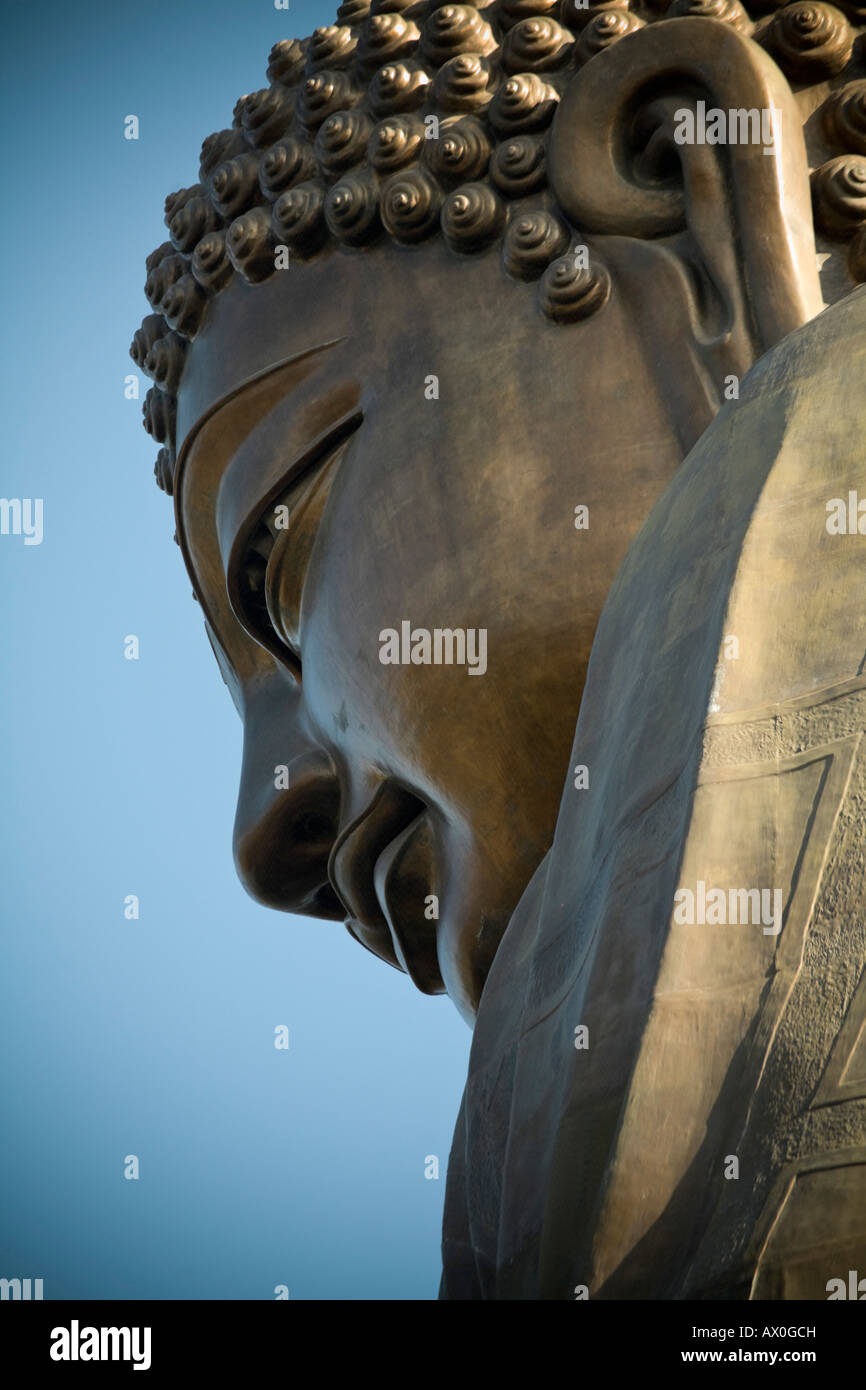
[437,897,520,1025]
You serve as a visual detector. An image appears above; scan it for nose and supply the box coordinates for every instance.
[232,681,343,919]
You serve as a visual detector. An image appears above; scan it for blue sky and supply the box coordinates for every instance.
[0,0,471,1300]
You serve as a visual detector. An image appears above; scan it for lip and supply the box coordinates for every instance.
[329,783,445,994]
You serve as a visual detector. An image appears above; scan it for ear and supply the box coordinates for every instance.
[549,17,823,379]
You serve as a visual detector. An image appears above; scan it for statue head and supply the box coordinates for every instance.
[132,0,866,1023]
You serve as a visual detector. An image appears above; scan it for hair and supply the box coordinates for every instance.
[131,0,866,496]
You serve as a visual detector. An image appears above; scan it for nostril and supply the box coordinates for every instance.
[233,749,342,920]
[292,810,336,845]
[311,881,345,917]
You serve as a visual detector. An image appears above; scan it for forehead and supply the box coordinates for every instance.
[172,233,679,692]
[173,233,564,453]
[176,250,360,453]
[172,233,671,586]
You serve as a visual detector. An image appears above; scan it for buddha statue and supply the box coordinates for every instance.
[131,0,866,1299]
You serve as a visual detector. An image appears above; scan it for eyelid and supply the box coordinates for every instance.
[225,410,362,672]
[264,434,351,654]
[215,382,362,576]
[173,342,359,701]
[174,337,349,477]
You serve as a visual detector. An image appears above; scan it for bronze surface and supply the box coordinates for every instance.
[132,2,866,1298]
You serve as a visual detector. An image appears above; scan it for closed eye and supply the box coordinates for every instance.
[231,412,361,677]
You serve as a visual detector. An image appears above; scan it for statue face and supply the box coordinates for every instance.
[176,238,705,1022]
[134,2,830,1027]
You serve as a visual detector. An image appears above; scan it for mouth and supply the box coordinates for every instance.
[328,782,445,995]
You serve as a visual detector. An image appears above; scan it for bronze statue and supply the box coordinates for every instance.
[131,0,866,1299]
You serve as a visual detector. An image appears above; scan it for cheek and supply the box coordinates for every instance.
[296,462,477,758]
[295,442,579,818]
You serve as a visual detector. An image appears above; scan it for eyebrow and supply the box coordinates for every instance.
[175,337,358,580]
[213,373,362,573]
[174,336,349,488]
